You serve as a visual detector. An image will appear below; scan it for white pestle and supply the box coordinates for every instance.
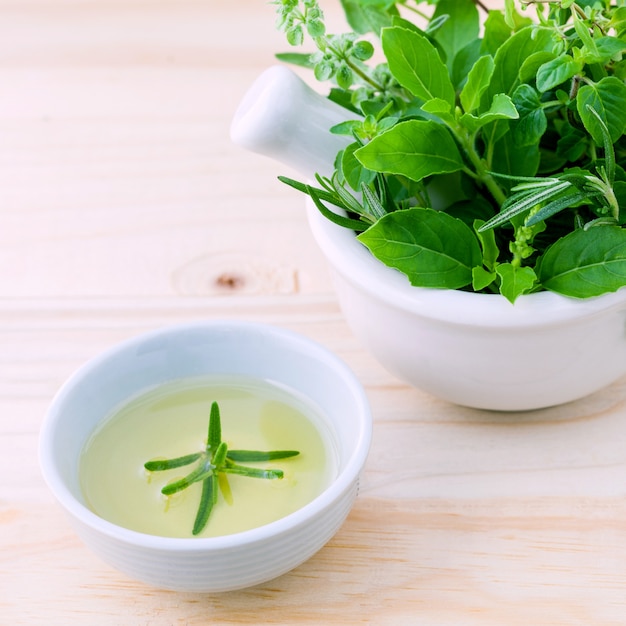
[230,65,354,179]
[231,64,465,208]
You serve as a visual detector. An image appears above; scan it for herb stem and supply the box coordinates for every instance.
[456,128,507,207]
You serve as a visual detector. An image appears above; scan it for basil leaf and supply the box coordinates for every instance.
[472,266,496,292]
[481,10,511,56]
[431,0,479,72]
[460,93,518,134]
[491,132,540,179]
[451,39,482,91]
[481,26,555,157]
[357,208,481,289]
[576,77,626,144]
[460,54,495,114]
[496,263,537,303]
[537,226,626,297]
[484,26,556,103]
[474,219,499,271]
[341,142,376,191]
[511,84,547,147]
[340,0,396,34]
[355,120,464,182]
[381,26,456,106]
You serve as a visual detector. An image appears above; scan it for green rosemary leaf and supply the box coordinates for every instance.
[227,450,300,462]
[223,461,284,480]
[192,474,217,536]
[212,441,228,466]
[144,452,202,471]
[307,185,369,231]
[361,182,387,219]
[278,175,339,206]
[161,461,214,496]
[525,189,597,226]
[478,181,572,231]
[208,401,221,450]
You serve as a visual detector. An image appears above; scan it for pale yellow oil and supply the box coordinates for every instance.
[79,375,338,538]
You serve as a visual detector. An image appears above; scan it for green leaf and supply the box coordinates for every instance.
[536,55,583,93]
[484,26,555,104]
[161,461,215,496]
[481,10,511,57]
[490,133,540,180]
[518,51,556,84]
[340,0,396,35]
[451,40,482,91]
[479,179,571,230]
[496,263,537,303]
[431,0,479,72]
[357,208,482,289]
[588,36,626,64]
[556,126,588,162]
[525,188,595,226]
[192,474,217,535]
[537,226,626,297]
[227,450,300,462]
[306,184,369,231]
[511,84,547,147]
[381,26,455,106]
[361,182,388,219]
[144,453,202,472]
[474,219,499,270]
[208,401,221,450]
[341,142,376,191]
[421,97,453,116]
[355,120,464,182]
[274,52,314,68]
[610,7,626,38]
[472,266,496,291]
[577,77,626,144]
[460,55,495,114]
[223,462,284,480]
[460,93,518,134]
[481,27,555,158]
[573,10,598,58]
[212,441,228,467]
[504,0,516,29]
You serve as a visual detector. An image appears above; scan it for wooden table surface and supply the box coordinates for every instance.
[3,1,626,624]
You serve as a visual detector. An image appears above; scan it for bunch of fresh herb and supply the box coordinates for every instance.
[144,401,299,535]
[272,0,626,302]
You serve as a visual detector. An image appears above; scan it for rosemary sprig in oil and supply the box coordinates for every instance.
[144,401,300,535]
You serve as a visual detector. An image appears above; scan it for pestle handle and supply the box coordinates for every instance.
[230,65,354,179]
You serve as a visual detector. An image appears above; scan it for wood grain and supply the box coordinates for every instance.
[2,1,626,624]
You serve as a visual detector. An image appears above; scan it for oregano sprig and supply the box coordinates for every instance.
[144,401,300,536]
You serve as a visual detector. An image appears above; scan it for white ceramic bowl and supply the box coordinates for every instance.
[39,320,371,592]
[307,200,626,411]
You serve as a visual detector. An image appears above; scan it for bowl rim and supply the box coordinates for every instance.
[38,319,372,551]
[306,199,626,328]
